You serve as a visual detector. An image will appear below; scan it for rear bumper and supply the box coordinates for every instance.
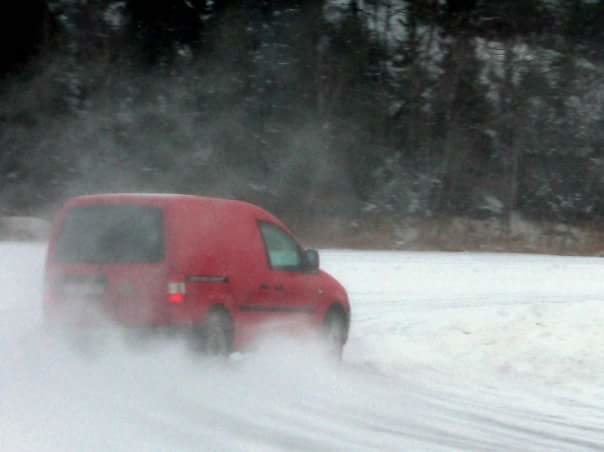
[43,297,211,328]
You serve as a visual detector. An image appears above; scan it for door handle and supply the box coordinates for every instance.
[274,284,284,292]
[260,283,270,290]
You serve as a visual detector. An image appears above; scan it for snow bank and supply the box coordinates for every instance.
[0,242,45,315]
[322,250,604,389]
[0,217,50,241]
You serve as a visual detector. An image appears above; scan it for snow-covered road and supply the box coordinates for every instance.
[2,243,604,451]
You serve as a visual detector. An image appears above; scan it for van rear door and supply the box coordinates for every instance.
[49,204,167,325]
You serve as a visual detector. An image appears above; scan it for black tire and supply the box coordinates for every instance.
[322,309,347,361]
[201,309,232,357]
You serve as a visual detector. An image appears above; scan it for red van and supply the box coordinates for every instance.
[43,194,350,357]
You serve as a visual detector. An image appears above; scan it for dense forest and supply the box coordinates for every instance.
[2,1,604,248]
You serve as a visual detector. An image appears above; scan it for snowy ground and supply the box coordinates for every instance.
[2,243,604,451]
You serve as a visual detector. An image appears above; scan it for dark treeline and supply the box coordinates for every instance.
[2,0,604,230]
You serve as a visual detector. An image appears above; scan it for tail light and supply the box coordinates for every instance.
[167,274,187,304]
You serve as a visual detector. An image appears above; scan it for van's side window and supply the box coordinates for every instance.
[259,222,303,271]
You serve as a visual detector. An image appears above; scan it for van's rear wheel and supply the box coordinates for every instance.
[322,309,346,361]
[200,309,232,357]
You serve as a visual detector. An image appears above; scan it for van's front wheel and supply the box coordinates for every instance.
[322,309,347,361]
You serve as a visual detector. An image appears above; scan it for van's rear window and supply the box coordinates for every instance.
[55,205,164,263]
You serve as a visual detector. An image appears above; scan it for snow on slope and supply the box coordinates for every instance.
[2,243,604,451]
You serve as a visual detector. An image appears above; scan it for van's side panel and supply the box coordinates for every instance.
[209,201,303,347]
[206,202,260,347]
[163,199,235,325]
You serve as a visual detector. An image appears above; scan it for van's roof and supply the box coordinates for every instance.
[63,193,273,218]
[67,193,208,204]
[55,193,293,246]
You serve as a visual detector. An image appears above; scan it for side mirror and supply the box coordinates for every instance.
[304,249,320,272]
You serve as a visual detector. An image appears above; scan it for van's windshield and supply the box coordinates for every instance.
[55,205,164,263]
